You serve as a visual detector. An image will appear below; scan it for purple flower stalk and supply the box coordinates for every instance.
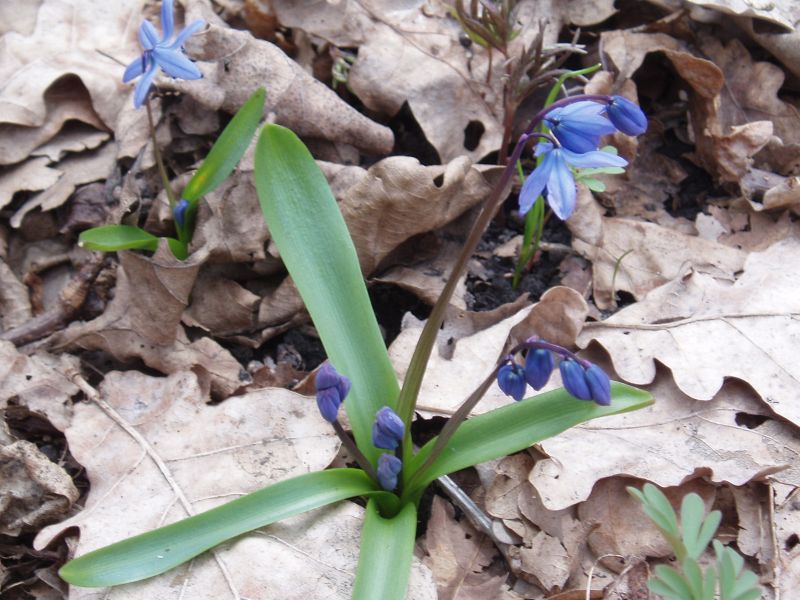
[315,362,351,423]
[123,0,205,108]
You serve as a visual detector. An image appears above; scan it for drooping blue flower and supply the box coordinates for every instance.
[377,453,402,491]
[524,349,554,391]
[123,0,205,108]
[173,198,190,228]
[606,96,648,136]
[497,361,527,401]
[372,406,405,450]
[584,364,611,406]
[518,143,628,219]
[315,362,351,423]
[559,359,592,401]
[544,101,618,154]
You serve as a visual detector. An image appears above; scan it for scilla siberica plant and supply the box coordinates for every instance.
[60,8,653,596]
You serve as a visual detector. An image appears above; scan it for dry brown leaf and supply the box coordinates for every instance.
[578,237,800,424]
[0,157,60,210]
[0,340,78,431]
[183,272,260,336]
[36,370,436,598]
[570,214,746,310]
[530,368,800,511]
[0,258,32,330]
[422,495,505,600]
[171,0,393,155]
[686,0,796,31]
[0,440,78,536]
[50,244,245,399]
[774,487,800,593]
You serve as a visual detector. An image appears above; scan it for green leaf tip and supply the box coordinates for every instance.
[78,225,159,253]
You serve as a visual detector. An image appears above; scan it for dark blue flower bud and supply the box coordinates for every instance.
[315,362,351,423]
[497,362,527,401]
[524,349,554,391]
[584,363,611,406]
[173,198,190,228]
[372,406,405,450]
[377,453,402,491]
[559,359,592,401]
[606,96,647,136]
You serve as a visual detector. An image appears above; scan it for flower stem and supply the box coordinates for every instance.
[332,419,379,482]
[145,97,178,209]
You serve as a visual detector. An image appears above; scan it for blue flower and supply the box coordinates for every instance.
[584,364,611,406]
[377,454,402,491]
[606,96,648,136]
[123,0,205,108]
[372,406,405,450]
[519,143,628,220]
[315,362,351,423]
[524,349,554,391]
[173,198,190,228]
[544,101,617,154]
[497,361,527,401]
[559,359,592,401]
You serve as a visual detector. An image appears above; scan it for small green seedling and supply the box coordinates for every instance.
[628,483,762,600]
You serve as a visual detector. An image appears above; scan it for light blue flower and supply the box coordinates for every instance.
[518,142,628,220]
[123,0,205,108]
[544,101,617,154]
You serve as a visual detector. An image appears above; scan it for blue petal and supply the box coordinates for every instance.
[139,20,159,50]
[133,64,158,108]
[607,96,648,136]
[561,147,628,169]
[545,151,577,220]
[377,454,402,491]
[153,47,202,79]
[519,150,554,214]
[585,364,611,406]
[167,19,205,50]
[559,360,592,401]
[550,125,602,154]
[123,55,146,83]
[160,0,174,41]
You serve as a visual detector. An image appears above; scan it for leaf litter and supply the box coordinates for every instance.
[2,0,800,597]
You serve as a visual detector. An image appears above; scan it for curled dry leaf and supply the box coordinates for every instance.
[183,272,260,336]
[577,237,800,424]
[0,157,60,210]
[422,495,506,600]
[50,243,244,399]
[36,371,438,599]
[0,258,32,330]
[685,0,797,31]
[569,214,746,310]
[530,368,800,511]
[0,440,79,536]
[0,340,78,431]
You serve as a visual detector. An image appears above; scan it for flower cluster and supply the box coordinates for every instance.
[123,0,205,108]
[315,362,351,423]
[497,338,611,406]
[519,96,647,220]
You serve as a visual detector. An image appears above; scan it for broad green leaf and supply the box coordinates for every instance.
[352,500,417,600]
[404,383,651,497]
[79,225,159,253]
[254,124,399,463]
[60,469,383,588]
[165,237,188,260]
[181,88,266,203]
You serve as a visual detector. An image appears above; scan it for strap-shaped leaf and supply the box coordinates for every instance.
[59,469,382,588]
[404,383,651,498]
[181,88,266,203]
[79,225,159,253]
[352,499,417,600]
[254,124,399,463]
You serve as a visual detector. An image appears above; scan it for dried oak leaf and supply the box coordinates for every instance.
[422,495,505,600]
[685,0,796,30]
[569,206,746,310]
[170,0,393,155]
[601,31,773,182]
[577,237,800,424]
[0,258,32,330]
[0,440,78,536]
[530,368,800,511]
[51,243,244,399]
[36,370,436,599]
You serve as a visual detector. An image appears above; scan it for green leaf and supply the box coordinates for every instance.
[60,469,383,588]
[404,383,651,497]
[651,565,693,599]
[165,237,188,260]
[254,124,399,464]
[182,88,266,203]
[580,177,606,192]
[680,493,707,559]
[352,500,417,600]
[79,225,159,253]
[682,557,707,599]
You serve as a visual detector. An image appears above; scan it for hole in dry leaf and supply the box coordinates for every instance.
[463,120,485,152]
[786,533,799,551]
[734,412,769,429]
[432,174,444,188]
